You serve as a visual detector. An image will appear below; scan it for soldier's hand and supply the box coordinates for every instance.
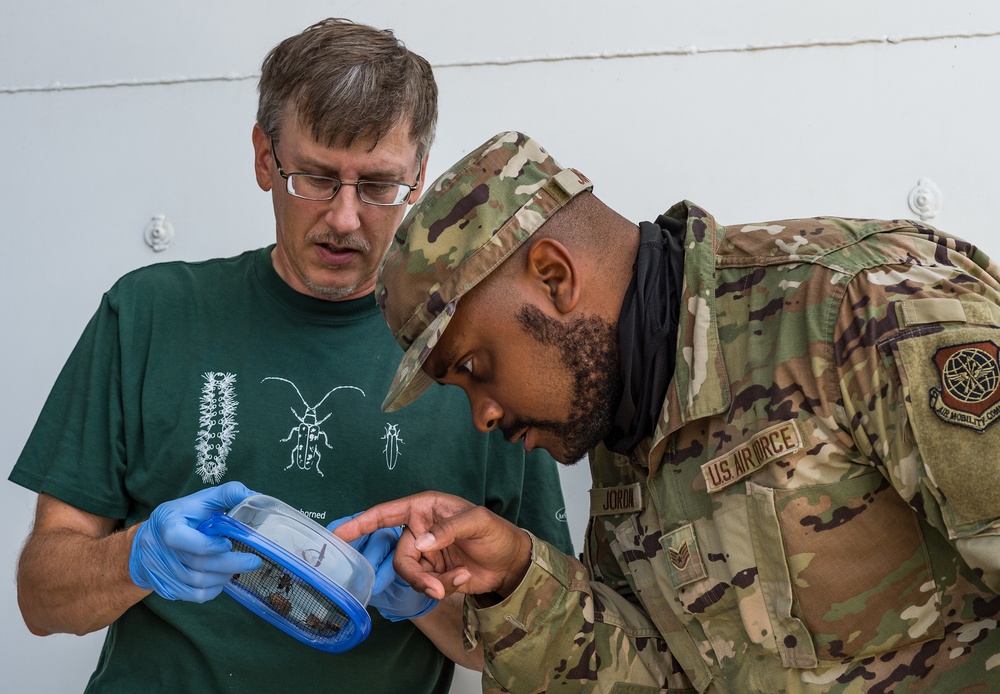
[332,491,532,601]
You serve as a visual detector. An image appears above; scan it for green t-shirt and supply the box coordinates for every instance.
[10,246,573,694]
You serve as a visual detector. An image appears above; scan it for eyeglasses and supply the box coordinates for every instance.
[270,140,420,206]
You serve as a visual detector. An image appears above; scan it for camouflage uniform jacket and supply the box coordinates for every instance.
[467,201,1000,693]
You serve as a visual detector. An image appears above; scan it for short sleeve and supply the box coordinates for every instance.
[9,292,130,518]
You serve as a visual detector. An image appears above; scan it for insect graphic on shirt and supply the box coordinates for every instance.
[262,377,365,477]
[194,372,239,484]
[382,423,404,470]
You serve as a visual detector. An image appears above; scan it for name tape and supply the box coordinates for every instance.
[590,483,643,516]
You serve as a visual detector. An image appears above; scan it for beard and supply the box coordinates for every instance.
[499,305,622,464]
[304,277,360,300]
[303,231,373,300]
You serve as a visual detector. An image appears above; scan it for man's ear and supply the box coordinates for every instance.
[251,123,273,192]
[524,238,580,314]
[407,154,430,204]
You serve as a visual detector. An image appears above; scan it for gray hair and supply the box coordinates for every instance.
[257,18,438,160]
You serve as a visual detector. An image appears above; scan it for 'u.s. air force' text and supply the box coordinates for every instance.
[701,421,804,492]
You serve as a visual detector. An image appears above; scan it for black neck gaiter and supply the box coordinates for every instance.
[603,214,685,455]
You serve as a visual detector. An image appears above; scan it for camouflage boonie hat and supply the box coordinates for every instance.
[376,131,593,412]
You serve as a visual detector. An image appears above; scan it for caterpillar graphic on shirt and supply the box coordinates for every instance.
[195,372,239,484]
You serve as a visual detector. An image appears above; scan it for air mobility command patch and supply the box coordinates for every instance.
[896,327,1000,532]
[929,340,1000,432]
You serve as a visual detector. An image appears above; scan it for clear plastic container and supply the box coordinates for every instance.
[198,494,374,652]
[227,495,374,605]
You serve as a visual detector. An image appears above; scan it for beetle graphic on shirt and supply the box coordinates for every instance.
[262,377,365,477]
[382,423,405,470]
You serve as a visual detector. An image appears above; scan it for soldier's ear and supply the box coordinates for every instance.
[523,238,579,315]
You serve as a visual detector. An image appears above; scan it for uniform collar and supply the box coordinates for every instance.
[635,201,731,477]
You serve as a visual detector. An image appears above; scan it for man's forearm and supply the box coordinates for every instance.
[17,498,149,636]
[412,593,484,672]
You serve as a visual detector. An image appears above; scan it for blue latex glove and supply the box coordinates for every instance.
[130,482,262,603]
[328,516,438,622]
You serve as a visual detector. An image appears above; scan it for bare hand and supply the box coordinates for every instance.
[333,492,532,601]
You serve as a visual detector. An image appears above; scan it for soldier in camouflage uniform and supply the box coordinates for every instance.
[335,131,1000,692]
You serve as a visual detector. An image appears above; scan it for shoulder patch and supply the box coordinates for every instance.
[930,340,1000,432]
[895,328,1000,532]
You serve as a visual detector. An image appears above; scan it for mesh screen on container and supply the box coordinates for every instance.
[229,539,354,642]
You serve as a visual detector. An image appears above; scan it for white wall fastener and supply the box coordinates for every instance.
[908,179,943,221]
[144,214,175,252]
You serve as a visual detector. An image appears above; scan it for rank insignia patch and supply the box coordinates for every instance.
[660,524,706,588]
[668,541,691,570]
[930,340,1000,432]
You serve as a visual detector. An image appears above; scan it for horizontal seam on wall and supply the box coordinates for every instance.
[3,30,999,95]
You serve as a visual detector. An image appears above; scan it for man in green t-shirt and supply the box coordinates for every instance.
[9,20,572,694]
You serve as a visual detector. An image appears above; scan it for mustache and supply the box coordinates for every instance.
[307,230,371,253]
[500,417,558,442]
[499,420,521,442]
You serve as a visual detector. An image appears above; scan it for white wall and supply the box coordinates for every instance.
[3,2,1000,691]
